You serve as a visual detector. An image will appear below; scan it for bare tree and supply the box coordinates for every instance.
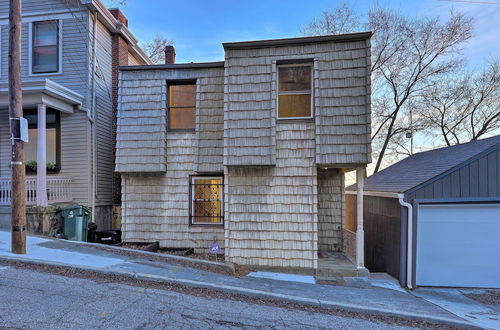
[421,60,500,145]
[301,3,361,35]
[303,5,473,173]
[141,34,174,64]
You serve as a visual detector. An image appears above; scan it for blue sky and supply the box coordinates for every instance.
[107,0,500,67]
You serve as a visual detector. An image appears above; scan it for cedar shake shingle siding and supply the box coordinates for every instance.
[116,33,372,268]
[223,34,372,167]
[116,65,225,248]
[225,122,318,268]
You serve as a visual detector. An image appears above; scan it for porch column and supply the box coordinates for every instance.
[356,167,364,269]
[36,103,48,206]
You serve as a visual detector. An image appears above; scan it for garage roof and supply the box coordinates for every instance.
[349,135,500,193]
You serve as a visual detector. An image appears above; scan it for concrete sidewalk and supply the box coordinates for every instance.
[0,231,482,329]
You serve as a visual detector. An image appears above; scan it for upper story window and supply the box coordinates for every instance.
[277,63,313,119]
[168,82,196,131]
[32,20,60,74]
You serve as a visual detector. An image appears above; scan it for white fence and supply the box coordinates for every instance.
[0,176,72,206]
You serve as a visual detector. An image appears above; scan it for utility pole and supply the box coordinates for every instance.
[9,0,26,254]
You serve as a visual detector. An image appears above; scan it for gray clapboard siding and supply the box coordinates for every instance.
[225,122,318,268]
[223,38,371,167]
[0,109,9,177]
[94,19,113,205]
[0,0,78,16]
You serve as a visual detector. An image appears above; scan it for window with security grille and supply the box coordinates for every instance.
[190,177,223,225]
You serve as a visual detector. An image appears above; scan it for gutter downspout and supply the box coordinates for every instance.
[90,12,97,222]
[398,194,413,289]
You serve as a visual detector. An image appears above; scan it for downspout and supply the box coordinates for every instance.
[398,194,413,289]
[90,12,97,221]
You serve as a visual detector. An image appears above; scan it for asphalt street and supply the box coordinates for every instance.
[0,265,418,330]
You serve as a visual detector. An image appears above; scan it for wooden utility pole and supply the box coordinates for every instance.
[9,0,26,254]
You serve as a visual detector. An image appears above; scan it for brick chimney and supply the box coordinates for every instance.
[109,8,128,27]
[164,45,176,64]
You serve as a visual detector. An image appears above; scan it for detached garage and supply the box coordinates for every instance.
[346,135,500,289]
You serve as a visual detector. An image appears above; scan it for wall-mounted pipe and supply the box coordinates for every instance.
[398,194,413,289]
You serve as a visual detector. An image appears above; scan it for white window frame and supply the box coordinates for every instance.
[28,19,63,76]
[190,176,224,226]
[276,63,314,120]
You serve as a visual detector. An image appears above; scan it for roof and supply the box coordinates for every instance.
[223,32,372,49]
[80,0,152,65]
[119,61,225,71]
[348,135,500,193]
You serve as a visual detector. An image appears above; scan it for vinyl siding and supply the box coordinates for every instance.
[0,2,91,206]
[406,148,500,202]
[0,109,9,177]
[93,19,113,206]
[0,0,78,15]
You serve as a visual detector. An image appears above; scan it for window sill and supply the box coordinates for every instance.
[276,117,315,123]
[189,223,224,227]
[29,71,63,77]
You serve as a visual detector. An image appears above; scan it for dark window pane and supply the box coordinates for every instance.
[169,84,196,107]
[169,107,195,130]
[278,66,311,92]
[33,21,58,73]
[278,94,311,118]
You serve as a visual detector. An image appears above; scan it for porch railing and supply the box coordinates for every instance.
[0,176,72,206]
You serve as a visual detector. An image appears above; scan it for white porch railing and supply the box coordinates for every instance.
[0,176,72,206]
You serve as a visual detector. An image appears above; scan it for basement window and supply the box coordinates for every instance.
[190,176,223,225]
[277,63,313,119]
[168,82,196,131]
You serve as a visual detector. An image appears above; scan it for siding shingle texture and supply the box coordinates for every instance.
[317,169,344,251]
[116,67,224,173]
[118,67,225,249]
[225,122,318,268]
[223,39,371,167]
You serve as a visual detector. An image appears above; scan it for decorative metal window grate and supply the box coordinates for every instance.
[190,177,223,225]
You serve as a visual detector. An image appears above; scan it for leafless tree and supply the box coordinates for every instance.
[301,3,361,35]
[302,5,473,173]
[421,60,500,146]
[141,34,174,64]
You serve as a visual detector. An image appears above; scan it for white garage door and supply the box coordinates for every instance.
[416,203,500,288]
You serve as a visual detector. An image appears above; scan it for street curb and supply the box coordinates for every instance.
[51,238,235,274]
[0,256,479,329]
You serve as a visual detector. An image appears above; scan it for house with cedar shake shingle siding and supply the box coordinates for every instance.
[115,32,372,272]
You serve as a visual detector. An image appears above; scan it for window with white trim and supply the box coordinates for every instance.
[190,176,223,225]
[32,20,60,74]
[277,63,313,119]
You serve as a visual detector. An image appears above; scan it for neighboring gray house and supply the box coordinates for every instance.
[0,0,151,232]
[116,33,372,272]
[346,135,500,289]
